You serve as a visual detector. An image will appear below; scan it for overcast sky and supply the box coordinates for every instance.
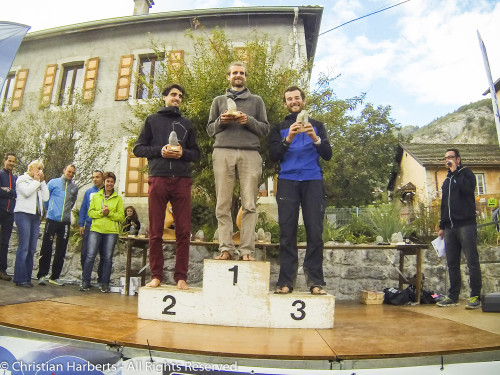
[2,0,500,127]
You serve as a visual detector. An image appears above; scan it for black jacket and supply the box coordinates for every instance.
[0,169,17,213]
[133,106,200,177]
[439,165,476,229]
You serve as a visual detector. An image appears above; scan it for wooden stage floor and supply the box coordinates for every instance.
[0,282,500,366]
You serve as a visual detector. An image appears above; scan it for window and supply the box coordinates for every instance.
[136,55,164,99]
[1,73,15,112]
[58,64,84,106]
[475,173,486,195]
[125,152,149,197]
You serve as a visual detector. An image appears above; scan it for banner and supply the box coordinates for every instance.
[0,21,30,93]
[477,30,500,144]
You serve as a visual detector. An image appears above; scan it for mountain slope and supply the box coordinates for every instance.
[407,99,497,144]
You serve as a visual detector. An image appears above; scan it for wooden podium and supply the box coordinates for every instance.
[138,259,335,328]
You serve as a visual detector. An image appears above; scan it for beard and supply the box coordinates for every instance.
[231,77,245,88]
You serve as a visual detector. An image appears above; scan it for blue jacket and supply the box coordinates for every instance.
[0,169,17,213]
[78,185,100,228]
[269,113,332,181]
[45,175,79,223]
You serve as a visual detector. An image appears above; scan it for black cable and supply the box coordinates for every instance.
[319,0,412,36]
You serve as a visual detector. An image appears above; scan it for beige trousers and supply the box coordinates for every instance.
[212,148,262,255]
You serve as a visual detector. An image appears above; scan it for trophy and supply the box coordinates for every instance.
[168,130,180,151]
[227,98,238,116]
[296,110,308,133]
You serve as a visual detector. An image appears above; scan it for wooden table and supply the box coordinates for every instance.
[121,237,427,303]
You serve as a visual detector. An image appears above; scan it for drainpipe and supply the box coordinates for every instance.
[292,7,300,69]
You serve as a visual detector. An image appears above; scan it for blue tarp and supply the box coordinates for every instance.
[0,21,30,93]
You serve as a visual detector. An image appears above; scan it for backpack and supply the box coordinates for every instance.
[383,287,411,305]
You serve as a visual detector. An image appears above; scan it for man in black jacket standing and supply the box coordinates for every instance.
[134,84,200,290]
[0,153,17,281]
[437,148,482,309]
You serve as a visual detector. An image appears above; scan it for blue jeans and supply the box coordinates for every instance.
[13,212,40,284]
[82,231,117,285]
[80,224,104,282]
[444,224,482,300]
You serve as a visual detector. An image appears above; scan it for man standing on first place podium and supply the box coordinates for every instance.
[269,86,332,295]
[207,61,269,261]
[134,84,200,290]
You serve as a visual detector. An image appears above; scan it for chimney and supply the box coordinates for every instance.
[133,0,154,16]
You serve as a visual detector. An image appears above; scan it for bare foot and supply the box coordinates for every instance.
[146,278,161,287]
[241,254,255,261]
[215,250,232,260]
[177,280,189,290]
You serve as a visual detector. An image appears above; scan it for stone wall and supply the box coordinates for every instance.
[5,231,500,300]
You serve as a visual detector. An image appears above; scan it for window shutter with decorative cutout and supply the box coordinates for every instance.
[115,55,134,101]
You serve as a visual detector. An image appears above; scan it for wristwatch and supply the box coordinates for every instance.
[281,137,291,147]
[313,136,321,145]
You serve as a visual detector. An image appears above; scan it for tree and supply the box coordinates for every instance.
[0,96,112,187]
[125,28,310,226]
[308,74,402,207]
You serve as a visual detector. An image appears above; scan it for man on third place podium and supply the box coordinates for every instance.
[269,86,332,295]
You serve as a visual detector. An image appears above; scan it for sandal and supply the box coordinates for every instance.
[240,254,255,261]
[215,250,233,260]
[274,286,292,294]
[310,286,327,295]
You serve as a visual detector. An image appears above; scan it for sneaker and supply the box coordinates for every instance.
[38,276,48,285]
[465,296,481,310]
[437,296,459,307]
[100,284,110,293]
[0,270,12,281]
[48,278,65,286]
[79,283,90,292]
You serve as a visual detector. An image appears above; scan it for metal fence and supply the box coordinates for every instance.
[325,207,370,227]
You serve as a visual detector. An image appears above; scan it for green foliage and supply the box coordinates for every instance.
[409,203,440,243]
[477,220,499,245]
[308,74,401,207]
[0,95,111,187]
[363,203,412,242]
[125,28,309,220]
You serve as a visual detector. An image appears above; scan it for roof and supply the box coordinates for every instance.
[23,6,323,63]
[483,77,500,96]
[398,143,500,167]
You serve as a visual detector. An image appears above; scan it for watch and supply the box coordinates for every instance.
[281,137,291,147]
[313,136,321,145]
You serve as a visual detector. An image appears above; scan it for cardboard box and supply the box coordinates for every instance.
[359,290,384,305]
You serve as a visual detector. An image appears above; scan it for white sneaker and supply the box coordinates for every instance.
[38,276,48,285]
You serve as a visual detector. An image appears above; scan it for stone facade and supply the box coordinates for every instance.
[4,232,500,300]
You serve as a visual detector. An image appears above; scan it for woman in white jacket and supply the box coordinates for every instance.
[13,160,49,287]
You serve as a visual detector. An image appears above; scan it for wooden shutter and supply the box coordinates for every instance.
[41,64,58,107]
[10,69,29,111]
[83,57,99,102]
[168,50,184,78]
[115,54,134,101]
[234,47,249,63]
[125,152,148,197]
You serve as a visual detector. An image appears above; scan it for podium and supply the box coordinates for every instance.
[138,259,335,328]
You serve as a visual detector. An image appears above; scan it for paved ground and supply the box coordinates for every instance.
[0,277,102,306]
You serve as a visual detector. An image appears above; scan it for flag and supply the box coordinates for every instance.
[477,30,500,142]
[0,21,30,93]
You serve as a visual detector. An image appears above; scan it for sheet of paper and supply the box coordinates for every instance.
[431,236,446,257]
